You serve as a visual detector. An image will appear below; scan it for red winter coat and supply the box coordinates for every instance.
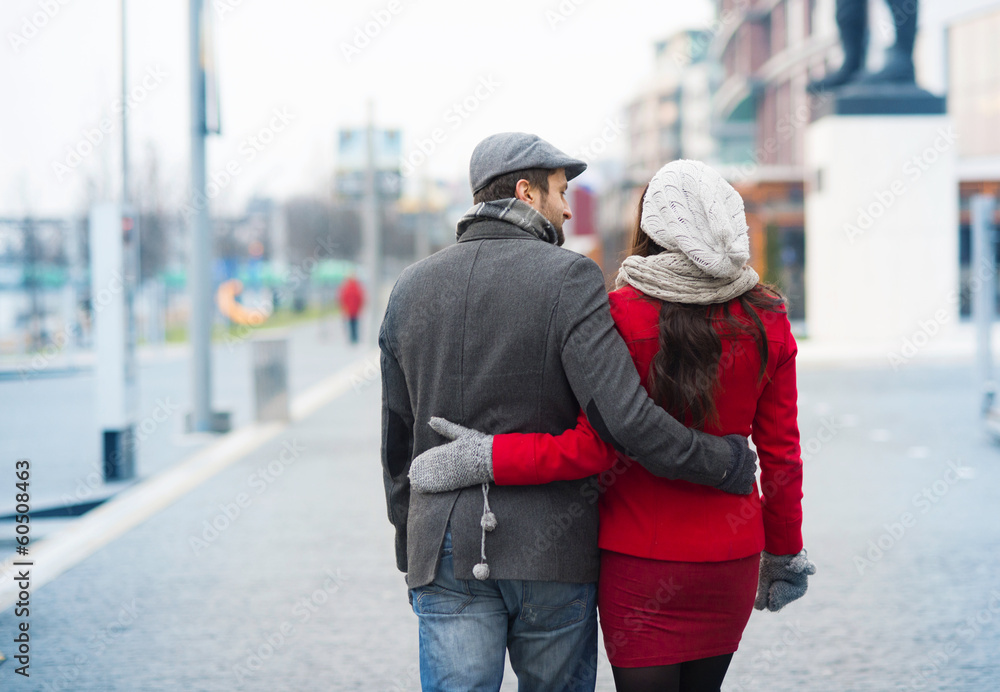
[491,285,804,561]
[338,277,365,318]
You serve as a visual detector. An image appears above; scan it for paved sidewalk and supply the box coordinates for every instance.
[0,359,998,690]
[0,362,412,691]
[0,317,371,517]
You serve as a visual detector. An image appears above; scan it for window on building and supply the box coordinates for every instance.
[772,2,787,55]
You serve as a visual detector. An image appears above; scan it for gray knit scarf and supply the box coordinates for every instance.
[457,198,559,245]
[616,250,759,305]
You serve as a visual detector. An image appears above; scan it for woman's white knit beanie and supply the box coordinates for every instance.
[641,160,750,279]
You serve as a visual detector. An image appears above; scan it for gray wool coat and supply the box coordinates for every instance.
[379,210,739,589]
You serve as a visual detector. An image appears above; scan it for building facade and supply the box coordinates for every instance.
[951,5,1000,315]
[597,30,719,281]
[711,0,1000,321]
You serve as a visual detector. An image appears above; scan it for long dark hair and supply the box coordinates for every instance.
[625,186,787,430]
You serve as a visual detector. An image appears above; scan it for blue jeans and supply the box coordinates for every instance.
[409,531,598,692]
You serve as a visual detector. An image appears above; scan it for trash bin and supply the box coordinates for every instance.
[253,338,289,422]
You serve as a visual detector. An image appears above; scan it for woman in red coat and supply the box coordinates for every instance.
[411,160,814,692]
[338,274,365,344]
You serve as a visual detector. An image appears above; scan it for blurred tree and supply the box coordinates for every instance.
[329,205,363,260]
[285,196,362,262]
[380,205,412,259]
[135,145,170,282]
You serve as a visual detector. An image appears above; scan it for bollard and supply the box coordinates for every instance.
[253,338,290,423]
[104,427,135,481]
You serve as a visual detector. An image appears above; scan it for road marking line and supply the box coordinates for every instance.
[0,350,380,611]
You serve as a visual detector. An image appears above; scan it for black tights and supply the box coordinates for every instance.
[611,653,734,692]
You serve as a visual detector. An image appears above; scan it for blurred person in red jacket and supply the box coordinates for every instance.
[338,273,365,344]
[409,160,815,692]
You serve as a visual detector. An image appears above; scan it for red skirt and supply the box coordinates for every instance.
[598,549,760,667]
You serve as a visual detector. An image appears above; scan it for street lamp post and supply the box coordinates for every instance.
[361,100,382,343]
[186,0,228,433]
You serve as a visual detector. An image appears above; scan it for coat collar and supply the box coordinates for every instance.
[455,198,559,245]
[456,218,548,244]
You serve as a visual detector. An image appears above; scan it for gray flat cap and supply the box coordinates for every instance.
[469,132,587,193]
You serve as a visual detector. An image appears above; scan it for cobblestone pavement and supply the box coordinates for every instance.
[0,360,998,690]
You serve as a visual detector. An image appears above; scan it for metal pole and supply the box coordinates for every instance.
[118,0,139,480]
[121,0,129,207]
[415,176,431,261]
[122,0,140,287]
[362,99,382,342]
[189,0,213,431]
[971,194,997,415]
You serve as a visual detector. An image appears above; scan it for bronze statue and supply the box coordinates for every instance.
[810,0,917,91]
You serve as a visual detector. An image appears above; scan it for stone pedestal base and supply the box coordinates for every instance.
[804,114,959,354]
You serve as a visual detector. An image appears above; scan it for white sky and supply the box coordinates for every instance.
[1,0,716,216]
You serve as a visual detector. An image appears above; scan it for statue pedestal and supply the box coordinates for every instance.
[804,109,959,356]
[810,83,946,117]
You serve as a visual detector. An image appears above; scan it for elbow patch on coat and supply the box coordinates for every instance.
[585,399,628,456]
[386,409,412,478]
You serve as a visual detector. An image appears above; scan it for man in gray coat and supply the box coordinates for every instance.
[379,132,757,691]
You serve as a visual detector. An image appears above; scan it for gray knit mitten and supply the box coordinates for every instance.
[408,417,493,493]
[714,435,758,495]
[754,549,817,612]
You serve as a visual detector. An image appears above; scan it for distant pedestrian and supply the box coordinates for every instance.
[338,274,365,344]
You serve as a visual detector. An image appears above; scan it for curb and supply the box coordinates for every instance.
[0,349,380,613]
